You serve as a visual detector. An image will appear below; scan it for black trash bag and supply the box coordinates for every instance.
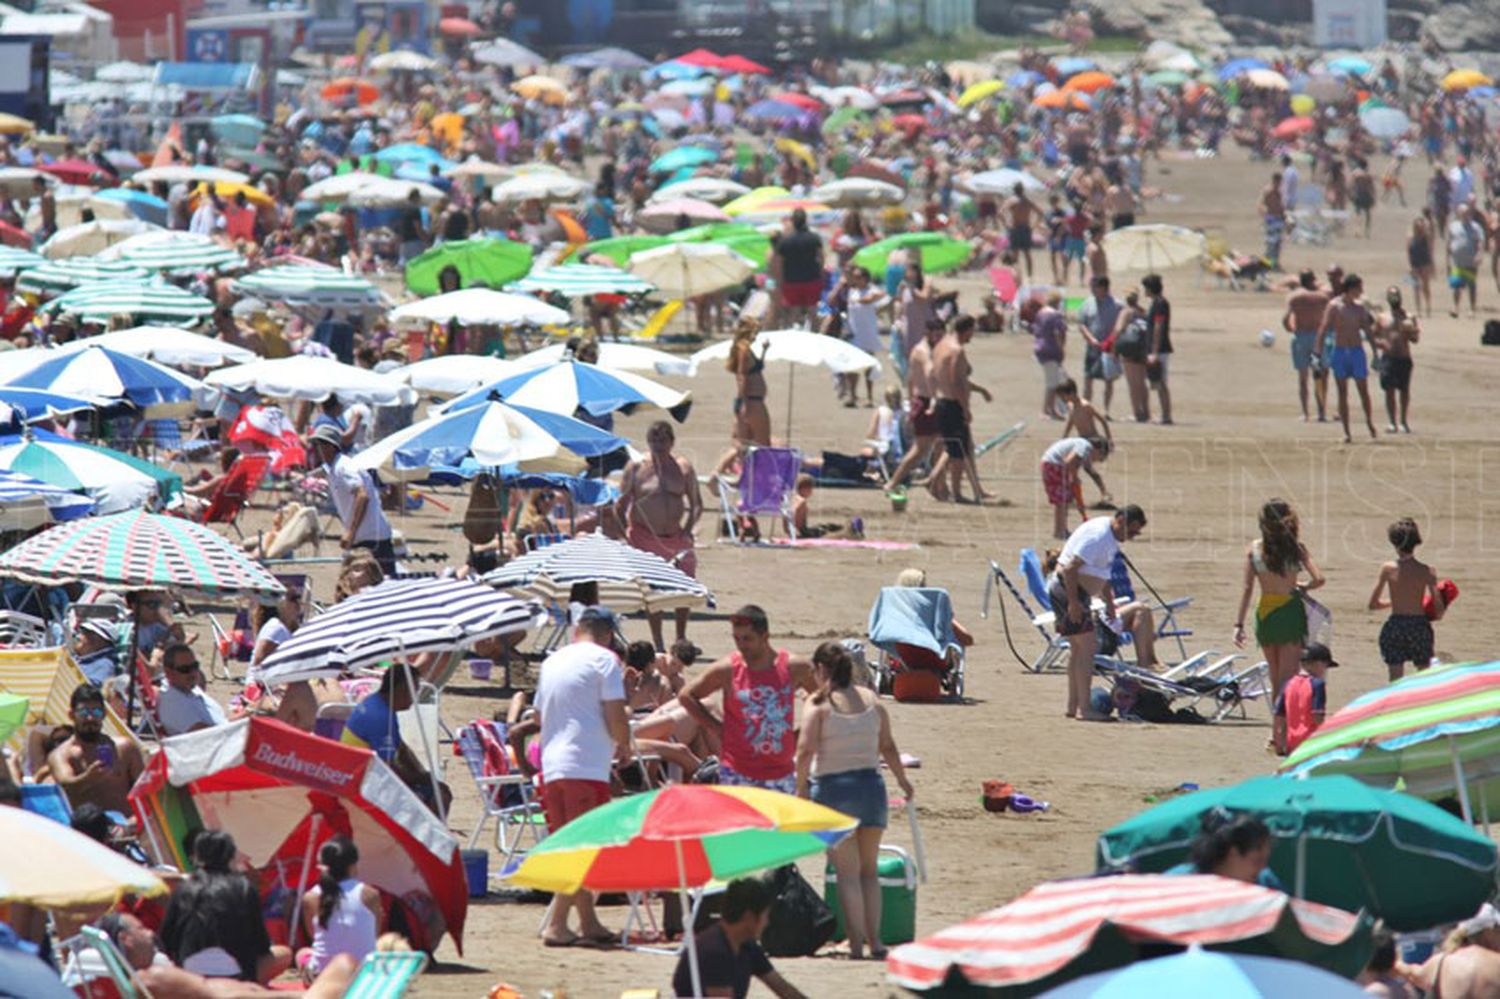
[758,864,837,958]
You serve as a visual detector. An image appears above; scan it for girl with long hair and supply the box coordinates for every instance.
[298,836,383,983]
[1233,498,1325,702]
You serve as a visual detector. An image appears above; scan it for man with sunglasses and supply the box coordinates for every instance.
[157,643,228,736]
[49,684,144,819]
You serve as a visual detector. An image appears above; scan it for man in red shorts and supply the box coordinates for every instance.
[774,208,825,329]
[535,606,630,947]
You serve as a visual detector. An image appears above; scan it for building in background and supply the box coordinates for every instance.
[1312,0,1387,47]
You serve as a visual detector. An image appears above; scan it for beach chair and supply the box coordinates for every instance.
[980,554,1075,673]
[867,587,967,700]
[61,926,140,999]
[455,720,546,873]
[207,606,254,682]
[624,300,683,341]
[197,452,273,538]
[0,610,48,649]
[1108,553,1195,664]
[523,532,570,552]
[1159,654,1273,721]
[715,446,802,543]
[345,950,428,999]
[1092,657,1264,723]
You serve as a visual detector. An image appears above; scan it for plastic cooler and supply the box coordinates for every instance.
[461,848,489,898]
[822,845,917,945]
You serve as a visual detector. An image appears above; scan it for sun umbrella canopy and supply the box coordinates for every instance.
[1101,224,1207,271]
[512,74,568,105]
[638,198,730,231]
[299,170,387,203]
[1444,68,1493,91]
[133,165,247,186]
[40,282,216,326]
[391,354,523,396]
[0,468,95,522]
[1064,70,1116,94]
[0,691,28,742]
[203,355,413,406]
[965,168,1047,195]
[508,263,654,297]
[489,172,589,204]
[344,178,445,208]
[235,265,383,308]
[0,245,42,277]
[388,288,571,327]
[321,77,379,104]
[1272,115,1316,139]
[0,167,51,199]
[259,577,542,683]
[562,47,650,71]
[580,235,669,267]
[957,80,1004,108]
[810,178,904,207]
[1097,774,1498,931]
[665,223,773,271]
[7,344,201,411]
[105,231,245,275]
[0,430,178,513]
[348,398,624,482]
[0,386,95,420]
[473,38,545,68]
[1361,107,1412,139]
[628,242,753,299]
[650,146,719,174]
[0,805,165,907]
[651,177,749,205]
[405,237,534,296]
[511,341,688,375]
[443,358,690,420]
[886,874,1372,993]
[37,158,112,187]
[1041,947,1369,999]
[38,219,161,260]
[485,532,710,611]
[69,326,256,368]
[368,49,437,72]
[16,258,149,295]
[689,328,879,376]
[1218,57,1270,79]
[1246,68,1290,90]
[853,233,971,279]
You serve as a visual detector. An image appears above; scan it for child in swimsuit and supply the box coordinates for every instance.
[1368,517,1447,681]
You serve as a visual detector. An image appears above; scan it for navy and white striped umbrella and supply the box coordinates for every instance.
[16,259,150,296]
[257,577,545,684]
[7,345,201,411]
[483,532,712,611]
[442,358,691,420]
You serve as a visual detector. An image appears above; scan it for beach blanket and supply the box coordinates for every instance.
[767,537,919,551]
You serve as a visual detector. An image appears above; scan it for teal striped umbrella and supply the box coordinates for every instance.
[0,508,284,598]
[16,259,150,296]
[234,265,384,308]
[39,282,215,325]
[0,246,43,278]
[508,263,655,297]
[112,234,246,275]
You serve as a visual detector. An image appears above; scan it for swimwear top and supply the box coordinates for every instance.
[1250,539,1301,576]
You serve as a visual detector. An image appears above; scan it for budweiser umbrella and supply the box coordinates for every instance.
[886,874,1372,993]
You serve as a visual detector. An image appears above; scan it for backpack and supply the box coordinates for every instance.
[1115,316,1150,362]
[1483,320,1500,346]
[758,865,837,957]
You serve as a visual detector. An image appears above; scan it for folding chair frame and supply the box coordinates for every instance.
[713,446,802,544]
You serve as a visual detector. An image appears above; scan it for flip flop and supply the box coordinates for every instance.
[576,933,619,949]
[542,935,578,948]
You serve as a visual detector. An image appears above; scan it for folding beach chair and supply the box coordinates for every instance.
[61,926,141,999]
[0,610,48,649]
[455,720,546,873]
[715,446,802,543]
[1092,657,1265,723]
[345,950,428,999]
[1108,552,1195,665]
[197,452,273,538]
[980,554,1076,673]
[868,587,967,700]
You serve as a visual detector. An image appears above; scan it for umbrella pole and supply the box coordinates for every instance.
[676,839,701,998]
[1295,833,1306,899]
[401,653,447,825]
[124,598,143,731]
[288,812,322,953]
[785,364,795,443]
[1482,784,1491,837]
[1450,735,1474,823]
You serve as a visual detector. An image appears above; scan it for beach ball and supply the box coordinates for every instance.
[1259,329,1276,347]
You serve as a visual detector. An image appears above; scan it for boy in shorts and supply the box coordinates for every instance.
[1273,643,1337,755]
[1368,517,1446,680]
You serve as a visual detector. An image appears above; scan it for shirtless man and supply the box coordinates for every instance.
[1002,182,1038,277]
[931,315,994,503]
[1282,269,1332,421]
[48,684,145,819]
[618,420,703,650]
[1315,272,1379,442]
[887,318,948,499]
[1258,172,1287,270]
[1103,179,1135,230]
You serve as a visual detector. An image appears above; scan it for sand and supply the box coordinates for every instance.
[209,146,1500,997]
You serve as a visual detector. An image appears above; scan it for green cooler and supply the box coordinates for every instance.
[822,845,918,946]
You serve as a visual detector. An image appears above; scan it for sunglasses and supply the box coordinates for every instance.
[169,661,202,674]
[75,707,105,720]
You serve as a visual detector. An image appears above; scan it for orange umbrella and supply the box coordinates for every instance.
[439,17,481,36]
[550,208,586,245]
[1033,90,1092,111]
[1063,70,1115,94]
[322,77,380,105]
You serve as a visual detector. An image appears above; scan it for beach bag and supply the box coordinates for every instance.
[1483,320,1500,346]
[463,475,503,546]
[1302,591,1333,647]
[1115,317,1149,362]
[759,865,836,957]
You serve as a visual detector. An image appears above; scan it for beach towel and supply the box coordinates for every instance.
[868,587,961,661]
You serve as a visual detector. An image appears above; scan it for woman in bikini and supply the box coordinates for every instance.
[726,318,771,447]
[1232,498,1325,704]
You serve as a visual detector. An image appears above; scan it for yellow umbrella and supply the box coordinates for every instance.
[430,111,465,149]
[512,74,568,105]
[721,186,791,216]
[1290,94,1316,115]
[774,137,816,169]
[958,80,1005,108]
[1443,68,1493,92]
[0,113,35,135]
[0,806,166,907]
[193,180,273,206]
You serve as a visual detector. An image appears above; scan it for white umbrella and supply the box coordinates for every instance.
[39,219,160,260]
[131,165,249,185]
[345,177,446,208]
[445,158,513,182]
[628,243,753,299]
[1101,224,1207,271]
[0,167,54,199]
[808,84,879,110]
[473,38,545,68]
[489,173,589,204]
[637,198,730,232]
[203,355,415,406]
[391,354,524,396]
[964,168,1047,195]
[512,341,690,375]
[810,178,905,207]
[388,288,571,327]
[1246,68,1290,91]
[1360,107,1412,139]
[650,177,750,204]
[298,171,386,203]
[369,49,438,73]
[69,326,256,368]
[94,61,154,83]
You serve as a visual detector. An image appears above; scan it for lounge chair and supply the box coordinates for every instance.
[714,446,802,543]
[60,925,141,999]
[455,720,546,874]
[196,452,273,538]
[1092,656,1267,723]
[867,586,967,700]
[345,950,428,999]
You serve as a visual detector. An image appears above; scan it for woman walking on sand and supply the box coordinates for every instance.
[1233,498,1326,705]
[726,318,771,447]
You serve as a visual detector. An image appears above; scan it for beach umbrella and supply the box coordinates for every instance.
[853,232,971,279]
[106,231,245,275]
[0,468,94,523]
[1101,224,1206,271]
[485,531,710,611]
[743,99,806,123]
[1272,116,1317,139]
[0,691,29,742]
[259,577,542,684]
[659,77,715,98]
[0,167,51,198]
[810,84,879,110]
[508,263,654,297]
[38,218,159,259]
[638,198,730,232]
[1246,68,1290,91]
[130,717,466,951]
[957,80,1004,108]
[1145,70,1191,90]
[719,185,787,215]
[347,398,624,482]
[133,164,248,186]
[0,386,95,420]
[1326,56,1373,77]
[1033,90,1093,111]
[1361,107,1412,139]
[321,77,379,104]
[810,178,904,207]
[371,144,453,171]
[405,237,533,295]
[444,157,512,182]
[209,113,266,148]
[649,145,718,175]
[1289,94,1317,115]
[17,257,148,295]
[721,54,771,75]
[95,61,153,82]
[0,113,34,136]
[512,74,568,105]
[70,326,256,368]
[40,282,216,326]
[1443,68,1493,91]
[489,172,589,204]
[886,874,1372,994]
[821,106,871,136]
[965,168,1047,195]
[234,265,383,309]
[473,38,545,68]
[503,784,854,997]
[298,170,386,203]
[1096,774,1497,931]
[368,49,437,72]
[439,15,481,35]
[36,158,112,187]
[628,242,753,299]
[191,180,273,208]
[1281,660,1500,821]
[344,177,445,208]
[0,431,178,514]
[666,223,772,271]
[0,804,165,907]
[562,47,650,71]
[1007,69,1044,88]
[1040,947,1368,998]
[1053,56,1098,78]
[443,358,691,420]
[580,234,668,267]
[88,188,169,226]
[1064,70,1116,94]
[390,355,523,396]
[1303,74,1349,102]
[203,355,412,406]
[673,48,728,69]
[0,245,42,277]
[652,178,749,206]
[1218,57,1270,80]
[7,344,200,412]
[511,341,688,375]
[388,288,571,328]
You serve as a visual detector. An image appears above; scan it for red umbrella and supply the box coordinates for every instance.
[881,89,929,107]
[892,114,927,134]
[720,54,771,75]
[321,77,380,105]
[438,16,482,36]
[1273,115,1317,139]
[0,220,30,248]
[38,159,113,187]
[675,48,728,69]
[772,92,823,112]
[228,405,306,475]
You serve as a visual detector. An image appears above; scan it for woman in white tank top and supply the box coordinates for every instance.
[298,836,384,983]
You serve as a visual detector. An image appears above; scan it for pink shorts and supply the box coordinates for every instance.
[781,280,823,309]
[1041,461,1075,506]
[626,523,697,577]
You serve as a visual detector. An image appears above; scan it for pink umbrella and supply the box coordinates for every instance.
[637,198,730,233]
[772,92,824,112]
[721,54,771,76]
[1273,115,1317,139]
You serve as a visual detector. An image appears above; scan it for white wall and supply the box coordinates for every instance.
[1312,0,1387,48]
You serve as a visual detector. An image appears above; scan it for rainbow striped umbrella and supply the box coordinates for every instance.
[0,509,285,599]
[1282,660,1500,821]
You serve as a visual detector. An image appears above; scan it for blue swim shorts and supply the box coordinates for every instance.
[1330,345,1368,380]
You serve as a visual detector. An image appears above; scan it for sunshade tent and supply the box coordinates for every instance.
[39,282,217,327]
[853,233,971,279]
[405,237,534,295]
[511,341,688,375]
[347,398,625,482]
[810,178,904,207]
[258,577,542,684]
[1096,774,1498,931]
[388,289,571,328]
[885,874,1372,993]
[69,326,256,368]
[234,266,384,309]
[130,717,467,952]
[485,532,711,611]
[1042,948,1369,999]
[442,358,691,421]
[508,263,654,297]
[0,805,165,908]
[7,344,202,412]
[203,355,414,406]
[628,242,754,299]
[391,355,522,396]
[16,258,149,295]
[0,430,180,514]
[1101,224,1207,271]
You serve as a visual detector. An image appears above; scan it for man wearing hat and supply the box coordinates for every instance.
[74,618,119,687]
[1273,642,1337,756]
[306,423,395,574]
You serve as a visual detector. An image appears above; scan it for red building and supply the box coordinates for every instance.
[89,0,192,61]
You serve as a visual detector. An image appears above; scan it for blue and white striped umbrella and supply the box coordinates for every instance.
[484,532,711,611]
[257,577,544,684]
[16,259,150,296]
[0,467,95,520]
[0,386,97,421]
[0,246,43,278]
[348,397,626,482]
[6,345,201,411]
[442,359,691,420]
[233,265,384,308]
[507,263,655,297]
[39,282,216,326]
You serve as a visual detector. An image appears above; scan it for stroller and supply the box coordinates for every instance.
[868,587,967,701]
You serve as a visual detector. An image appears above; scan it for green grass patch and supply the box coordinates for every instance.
[875,31,1143,65]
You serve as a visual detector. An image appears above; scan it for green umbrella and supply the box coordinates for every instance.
[1146,70,1190,89]
[404,237,534,296]
[1096,774,1498,931]
[667,222,772,271]
[822,106,869,135]
[578,234,668,267]
[853,232,972,280]
[0,692,27,744]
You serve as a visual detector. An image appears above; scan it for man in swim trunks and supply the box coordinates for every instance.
[1447,200,1484,318]
[1002,182,1038,277]
[932,314,993,503]
[1258,172,1287,271]
[619,420,703,650]
[1314,272,1378,443]
[1282,269,1331,422]
[887,318,948,498]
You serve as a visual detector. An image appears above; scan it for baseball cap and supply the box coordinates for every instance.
[1301,642,1339,668]
[576,605,618,629]
[307,424,343,450]
[79,619,116,644]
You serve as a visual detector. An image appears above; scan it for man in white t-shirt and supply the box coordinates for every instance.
[156,643,228,736]
[306,424,394,574]
[1047,505,1148,719]
[534,606,630,947]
